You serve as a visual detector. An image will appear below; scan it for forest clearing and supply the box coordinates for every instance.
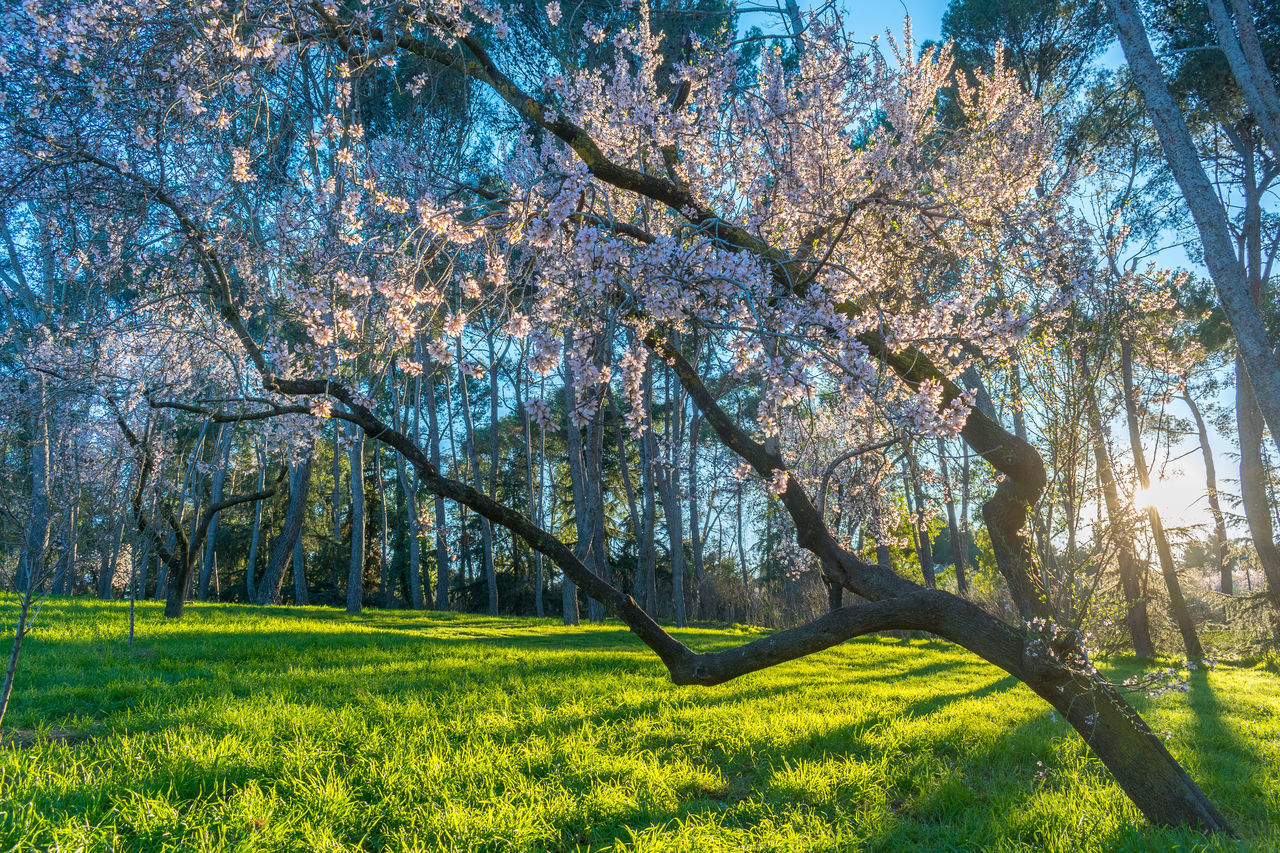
[4,0,1280,845]
[1,600,1277,852]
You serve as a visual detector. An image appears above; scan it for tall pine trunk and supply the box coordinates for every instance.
[1121,342,1202,659]
[346,423,365,614]
[1183,388,1234,593]
[1080,349,1155,658]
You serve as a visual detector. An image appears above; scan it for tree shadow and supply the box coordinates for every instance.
[1183,668,1274,837]
[2,603,1270,851]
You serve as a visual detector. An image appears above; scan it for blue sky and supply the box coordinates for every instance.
[844,0,948,45]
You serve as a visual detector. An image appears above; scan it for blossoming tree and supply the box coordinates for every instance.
[1,0,1233,832]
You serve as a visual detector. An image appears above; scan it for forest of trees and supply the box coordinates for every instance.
[1,0,1278,834]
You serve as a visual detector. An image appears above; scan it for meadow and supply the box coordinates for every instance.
[0,599,1276,852]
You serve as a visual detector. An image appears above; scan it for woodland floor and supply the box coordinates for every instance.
[0,599,1276,852]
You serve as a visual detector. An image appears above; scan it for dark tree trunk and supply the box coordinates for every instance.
[259,452,314,605]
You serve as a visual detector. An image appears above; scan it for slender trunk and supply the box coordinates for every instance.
[54,499,79,595]
[937,438,968,596]
[245,445,266,602]
[1080,349,1155,658]
[584,408,609,622]
[347,423,366,613]
[100,517,125,600]
[197,424,232,600]
[330,419,343,592]
[536,422,547,618]
[1233,157,1280,605]
[488,337,504,614]
[459,344,498,615]
[564,356,589,627]
[688,409,706,618]
[735,482,750,621]
[1121,341,1203,659]
[426,367,450,610]
[16,377,51,593]
[1183,388,1234,594]
[393,372,424,610]
[637,369,659,615]
[0,582,37,731]
[907,445,936,589]
[518,368,545,617]
[129,541,143,647]
[376,445,391,609]
[654,366,688,626]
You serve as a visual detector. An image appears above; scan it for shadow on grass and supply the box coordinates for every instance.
[1,602,1259,852]
[1186,668,1271,835]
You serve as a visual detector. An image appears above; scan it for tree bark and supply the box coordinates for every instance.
[293,525,308,605]
[1206,0,1280,159]
[1237,357,1280,601]
[259,450,314,605]
[655,366,688,626]
[637,366,660,616]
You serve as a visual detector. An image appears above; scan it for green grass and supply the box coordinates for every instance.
[0,599,1275,852]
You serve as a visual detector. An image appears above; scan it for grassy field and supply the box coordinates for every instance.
[0,600,1275,852]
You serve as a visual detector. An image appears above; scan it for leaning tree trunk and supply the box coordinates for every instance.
[261,335,1235,836]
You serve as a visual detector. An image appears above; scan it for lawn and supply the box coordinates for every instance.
[0,599,1275,852]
